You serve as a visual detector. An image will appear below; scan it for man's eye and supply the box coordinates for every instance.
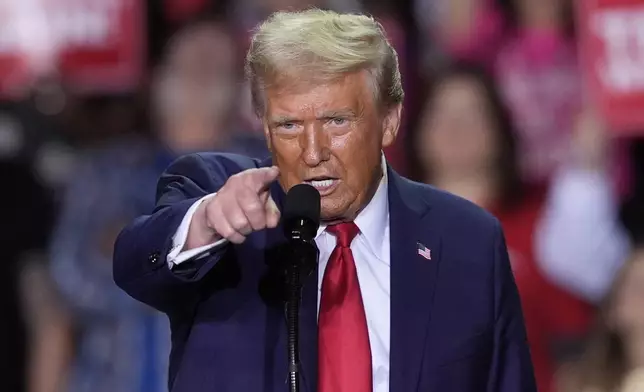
[330,117,347,126]
[279,123,296,130]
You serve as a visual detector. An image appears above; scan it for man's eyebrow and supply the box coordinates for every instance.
[268,108,359,124]
[319,108,357,118]
[269,116,300,124]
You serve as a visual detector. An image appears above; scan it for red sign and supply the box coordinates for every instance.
[578,0,644,134]
[0,0,145,99]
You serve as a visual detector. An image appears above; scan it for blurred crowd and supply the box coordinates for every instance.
[2,0,644,391]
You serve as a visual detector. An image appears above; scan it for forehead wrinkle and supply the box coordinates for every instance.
[270,102,319,122]
[265,72,373,121]
[271,94,341,116]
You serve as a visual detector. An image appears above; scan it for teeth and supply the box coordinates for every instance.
[308,179,334,188]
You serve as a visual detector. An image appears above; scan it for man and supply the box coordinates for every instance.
[113,9,536,392]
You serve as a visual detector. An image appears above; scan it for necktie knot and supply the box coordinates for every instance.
[326,222,359,248]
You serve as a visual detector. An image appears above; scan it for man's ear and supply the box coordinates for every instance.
[381,103,402,148]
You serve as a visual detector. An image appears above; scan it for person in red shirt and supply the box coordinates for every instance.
[406,61,593,392]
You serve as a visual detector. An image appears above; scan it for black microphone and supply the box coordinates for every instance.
[282,184,320,392]
[283,183,321,245]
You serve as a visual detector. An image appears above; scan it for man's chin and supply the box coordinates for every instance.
[320,201,355,224]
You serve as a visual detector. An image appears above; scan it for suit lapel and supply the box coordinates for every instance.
[265,172,318,392]
[388,169,442,392]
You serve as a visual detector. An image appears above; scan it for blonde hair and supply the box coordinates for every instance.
[245,9,404,115]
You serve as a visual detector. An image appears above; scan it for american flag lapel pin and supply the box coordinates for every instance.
[417,242,431,260]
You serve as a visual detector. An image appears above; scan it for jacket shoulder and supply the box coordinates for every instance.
[410,180,500,232]
[402,179,502,260]
[175,152,264,176]
[162,152,264,186]
[156,153,265,206]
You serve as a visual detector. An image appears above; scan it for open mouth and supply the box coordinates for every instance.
[304,177,340,195]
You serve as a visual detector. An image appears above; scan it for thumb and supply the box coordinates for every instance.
[264,195,281,229]
[249,166,280,192]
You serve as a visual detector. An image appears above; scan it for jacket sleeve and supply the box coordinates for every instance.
[112,153,252,314]
[487,221,538,392]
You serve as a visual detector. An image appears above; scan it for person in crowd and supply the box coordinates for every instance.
[114,10,536,392]
[152,16,269,159]
[416,0,581,184]
[0,158,70,392]
[49,17,267,392]
[406,61,626,392]
[557,239,644,392]
[534,108,631,303]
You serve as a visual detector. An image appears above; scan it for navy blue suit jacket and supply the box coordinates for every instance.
[113,153,536,392]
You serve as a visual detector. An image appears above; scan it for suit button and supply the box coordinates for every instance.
[148,252,160,264]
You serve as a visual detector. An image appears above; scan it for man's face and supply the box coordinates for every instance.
[263,71,401,222]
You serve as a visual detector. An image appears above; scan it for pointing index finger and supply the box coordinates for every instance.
[248,166,280,192]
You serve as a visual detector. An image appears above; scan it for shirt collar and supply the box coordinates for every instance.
[316,154,389,256]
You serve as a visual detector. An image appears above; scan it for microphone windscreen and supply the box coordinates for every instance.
[283,183,321,225]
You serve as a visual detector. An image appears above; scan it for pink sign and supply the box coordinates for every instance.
[578,0,644,134]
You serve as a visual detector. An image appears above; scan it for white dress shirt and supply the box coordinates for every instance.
[168,159,392,392]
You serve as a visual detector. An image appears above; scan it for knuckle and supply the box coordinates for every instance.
[216,224,235,239]
[248,216,266,230]
[243,200,263,214]
[230,234,246,244]
[238,189,261,207]
[230,215,248,231]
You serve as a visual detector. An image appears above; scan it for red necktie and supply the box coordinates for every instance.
[318,222,372,392]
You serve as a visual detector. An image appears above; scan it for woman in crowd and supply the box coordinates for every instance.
[407,61,613,392]
[415,0,581,184]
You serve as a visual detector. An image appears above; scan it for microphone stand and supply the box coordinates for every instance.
[284,221,318,392]
[285,259,302,392]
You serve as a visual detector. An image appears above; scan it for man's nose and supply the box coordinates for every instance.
[300,123,330,167]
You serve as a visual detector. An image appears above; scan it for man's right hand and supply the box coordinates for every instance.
[186,166,281,249]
